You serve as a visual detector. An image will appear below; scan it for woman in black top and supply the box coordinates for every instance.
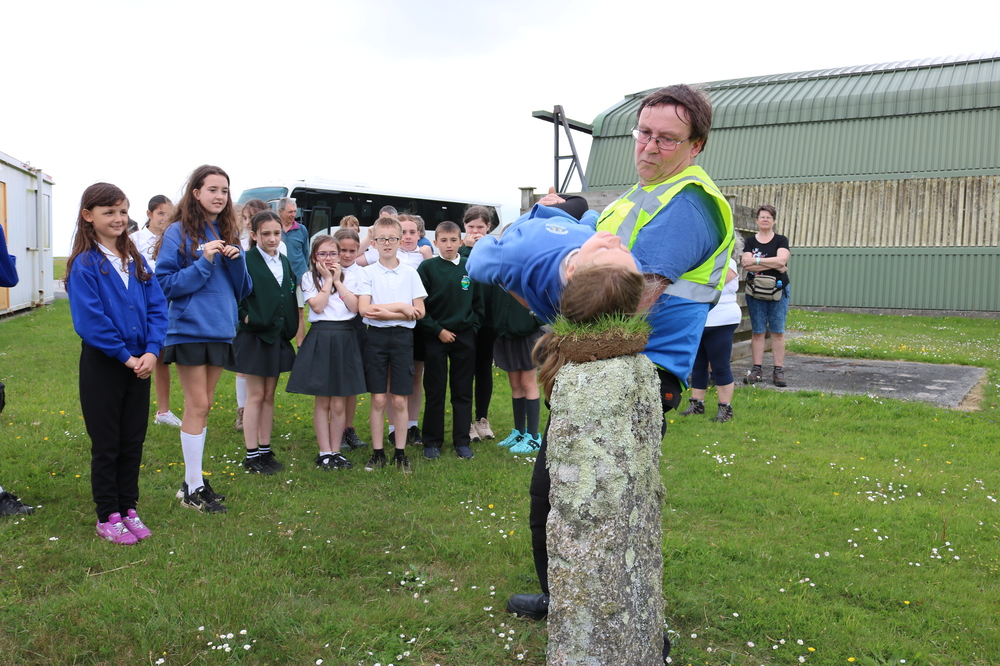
[741,205,791,387]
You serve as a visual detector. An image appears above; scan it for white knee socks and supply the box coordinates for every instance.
[236,376,247,409]
[182,427,206,492]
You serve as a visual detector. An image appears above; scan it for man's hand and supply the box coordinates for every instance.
[537,186,566,207]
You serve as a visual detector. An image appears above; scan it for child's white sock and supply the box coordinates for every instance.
[408,420,418,428]
[182,429,206,492]
[236,376,247,409]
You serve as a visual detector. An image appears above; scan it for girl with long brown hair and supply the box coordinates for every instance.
[66,183,167,544]
[154,165,251,514]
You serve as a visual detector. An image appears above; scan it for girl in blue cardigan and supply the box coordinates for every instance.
[224,211,297,474]
[66,183,167,545]
[154,165,251,514]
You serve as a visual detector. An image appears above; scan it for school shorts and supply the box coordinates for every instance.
[364,326,414,396]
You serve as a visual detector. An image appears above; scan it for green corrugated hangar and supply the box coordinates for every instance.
[579,53,1000,312]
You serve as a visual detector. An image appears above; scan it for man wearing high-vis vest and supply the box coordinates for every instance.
[507,85,735,638]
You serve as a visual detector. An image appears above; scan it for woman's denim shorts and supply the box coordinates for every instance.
[746,285,790,335]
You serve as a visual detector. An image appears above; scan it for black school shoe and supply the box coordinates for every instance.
[243,455,275,475]
[406,425,422,444]
[177,477,227,501]
[316,452,353,470]
[342,427,367,450]
[393,451,411,473]
[365,450,387,471]
[506,593,548,620]
[0,491,34,516]
[181,483,227,514]
[259,450,284,472]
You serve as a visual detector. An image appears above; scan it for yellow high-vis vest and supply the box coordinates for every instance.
[596,165,735,304]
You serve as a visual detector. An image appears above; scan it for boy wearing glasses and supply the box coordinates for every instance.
[355,217,427,472]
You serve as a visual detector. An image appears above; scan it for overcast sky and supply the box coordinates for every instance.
[3,0,998,254]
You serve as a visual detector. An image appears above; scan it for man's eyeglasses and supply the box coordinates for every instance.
[373,237,400,245]
[632,126,690,152]
[315,251,339,258]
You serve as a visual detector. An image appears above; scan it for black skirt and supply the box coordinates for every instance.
[225,331,295,377]
[161,341,236,367]
[493,331,543,373]
[286,320,366,397]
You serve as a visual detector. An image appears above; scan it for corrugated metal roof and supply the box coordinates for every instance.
[701,108,1000,184]
[591,52,1000,134]
[586,53,1000,188]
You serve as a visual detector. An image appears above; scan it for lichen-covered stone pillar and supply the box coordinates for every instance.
[545,353,664,666]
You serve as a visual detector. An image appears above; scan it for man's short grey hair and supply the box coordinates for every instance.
[277,197,296,211]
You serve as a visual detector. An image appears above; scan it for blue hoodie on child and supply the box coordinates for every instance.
[154,221,252,345]
[466,204,641,323]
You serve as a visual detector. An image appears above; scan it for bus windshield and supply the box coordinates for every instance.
[237,187,288,204]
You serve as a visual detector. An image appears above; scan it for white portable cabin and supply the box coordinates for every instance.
[0,151,54,315]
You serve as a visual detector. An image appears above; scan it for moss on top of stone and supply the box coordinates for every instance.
[550,313,651,363]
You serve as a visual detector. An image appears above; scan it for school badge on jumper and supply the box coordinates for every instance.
[461,275,471,290]
[545,223,569,235]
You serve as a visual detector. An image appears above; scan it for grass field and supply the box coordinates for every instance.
[1,302,999,665]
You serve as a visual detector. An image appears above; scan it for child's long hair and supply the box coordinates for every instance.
[309,235,343,289]
[532,264,645,399]
[66,183,152,288]
[165,165,239,263]
[247,210,282,250]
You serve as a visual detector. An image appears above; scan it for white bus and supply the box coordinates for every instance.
[237,179,501,240]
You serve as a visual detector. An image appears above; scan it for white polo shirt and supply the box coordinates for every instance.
[355,260,427,329]
[301,270,358,322]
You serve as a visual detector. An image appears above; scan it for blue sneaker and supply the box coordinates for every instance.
[497,429,524,448]
[509,433,541,455]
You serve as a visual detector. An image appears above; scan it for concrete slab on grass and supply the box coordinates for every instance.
[730,354,985,409]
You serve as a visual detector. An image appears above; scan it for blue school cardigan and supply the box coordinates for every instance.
[67,249,168,363]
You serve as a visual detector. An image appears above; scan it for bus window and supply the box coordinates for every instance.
[311,206,332,234]
[238,187,287,204]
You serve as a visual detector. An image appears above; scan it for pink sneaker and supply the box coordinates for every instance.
[96,513,138,545]
[122,509,152,540]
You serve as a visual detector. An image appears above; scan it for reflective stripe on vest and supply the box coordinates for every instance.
[596,166,735,305]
